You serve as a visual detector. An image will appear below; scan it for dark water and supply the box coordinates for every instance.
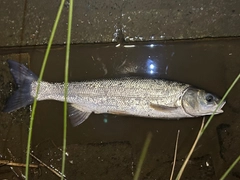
[0,38,239,179]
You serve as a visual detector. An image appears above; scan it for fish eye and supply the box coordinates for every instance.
[206,94,214,103]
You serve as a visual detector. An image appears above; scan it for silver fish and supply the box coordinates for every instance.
[4,60,226,126]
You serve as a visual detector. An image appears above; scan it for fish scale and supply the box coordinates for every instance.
[30,79,191,120]
[32,79,189,107]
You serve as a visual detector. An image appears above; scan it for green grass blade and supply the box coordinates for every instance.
[175,73,239,180]
[134,132,152,180]
[220,155,240,180]
[24,0,66,179]
[61,0,74,179]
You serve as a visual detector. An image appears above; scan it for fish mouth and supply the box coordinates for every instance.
[200,100,226,116]
[215,100,226,114]
[205,100,226,115]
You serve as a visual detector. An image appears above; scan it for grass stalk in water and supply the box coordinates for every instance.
[175,119,204,180]
[61,0,74,179]
[134,132,152,180]
[24,0,65,179]
[170,130,180,180]
[175,73,240,180]
[220,155,240,179]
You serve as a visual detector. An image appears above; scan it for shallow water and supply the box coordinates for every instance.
[0,38,239,179]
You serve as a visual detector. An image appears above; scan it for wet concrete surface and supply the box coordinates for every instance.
[0,38,239,179]
[1,0,240,46]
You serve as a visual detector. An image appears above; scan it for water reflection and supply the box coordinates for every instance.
[111,48,170,76]
[103,114,108,123]
[123,45,136,48]
[87,42,173,77]
[146,57,158,75]
[149,44,154,48]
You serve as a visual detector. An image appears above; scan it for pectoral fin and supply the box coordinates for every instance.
[150,103,178,112]
[68,104,92,127]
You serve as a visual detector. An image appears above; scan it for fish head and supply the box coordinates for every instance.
[182,87,226,117]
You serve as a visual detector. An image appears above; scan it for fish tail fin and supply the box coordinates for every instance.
[3,60,38,112]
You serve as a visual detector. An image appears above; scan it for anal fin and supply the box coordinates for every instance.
[68,104,92,127]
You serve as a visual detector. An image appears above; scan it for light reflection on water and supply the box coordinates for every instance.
[146,58,158,75]
[109,43,171,76]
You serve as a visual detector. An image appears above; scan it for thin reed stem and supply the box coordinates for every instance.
[25,1,65,179]
[220,155,240,180]
[134,132,152,180]
[61,0,74,179]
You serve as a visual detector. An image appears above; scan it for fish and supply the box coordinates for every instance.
[3,60,226,127]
